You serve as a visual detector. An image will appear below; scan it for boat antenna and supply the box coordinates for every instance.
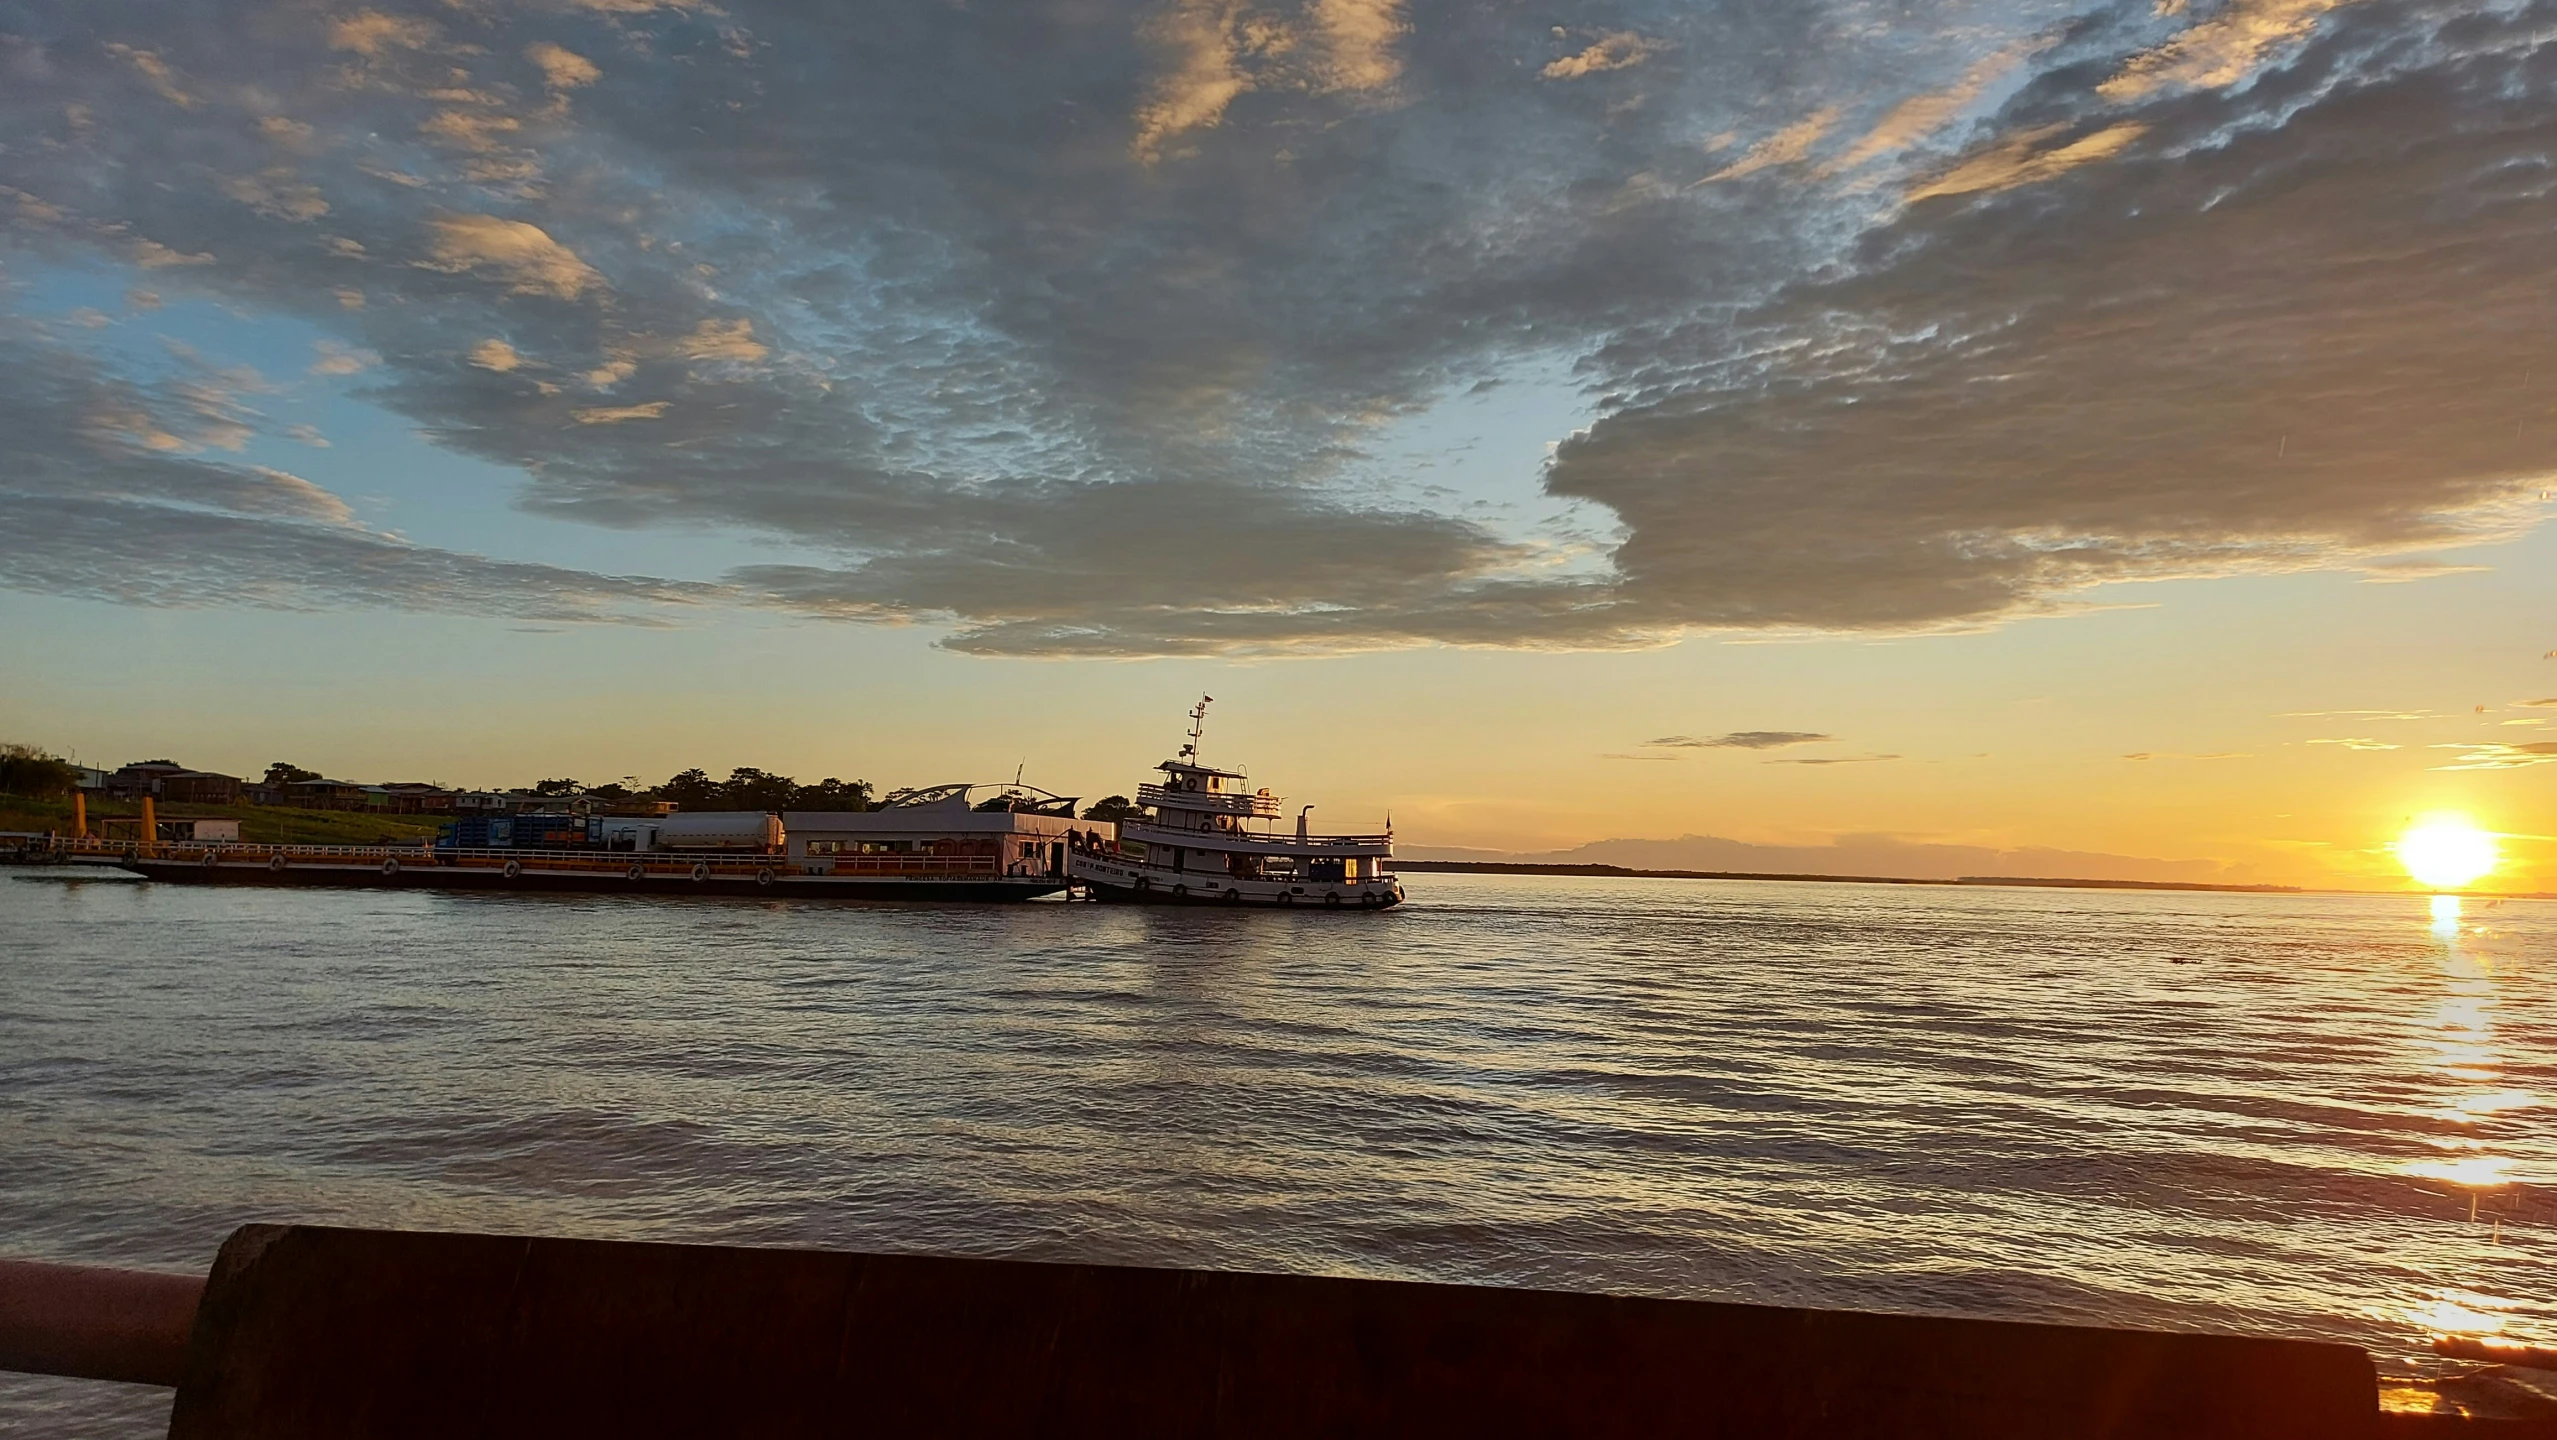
[1180,695,1213,762]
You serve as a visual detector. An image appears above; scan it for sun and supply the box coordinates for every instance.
[2396,816,2499,891]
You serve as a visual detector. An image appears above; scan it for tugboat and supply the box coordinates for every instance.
[1070,698,1402,909]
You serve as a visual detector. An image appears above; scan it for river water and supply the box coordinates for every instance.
[2,870,2548,1433]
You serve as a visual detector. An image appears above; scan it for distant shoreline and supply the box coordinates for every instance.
[1392,859,2552,900]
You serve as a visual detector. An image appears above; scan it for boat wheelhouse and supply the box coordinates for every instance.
[1068,698,1401,909]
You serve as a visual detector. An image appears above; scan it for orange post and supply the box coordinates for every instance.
[141,795,157,855]
[72,791,87,839]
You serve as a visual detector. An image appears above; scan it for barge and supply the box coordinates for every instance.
[61,783,1094,902]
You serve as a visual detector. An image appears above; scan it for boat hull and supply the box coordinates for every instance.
[122,857,1063,903]
[1069,852,1401,909]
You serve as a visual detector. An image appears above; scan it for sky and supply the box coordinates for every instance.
[2,0,2554,890]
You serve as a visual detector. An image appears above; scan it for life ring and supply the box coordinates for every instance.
[756,867,776,887]
[502,860,521,880]
[691,862,710,882]
[268,853,288,872]
[201,848,221,866]
[382,858,402,878]
[1324,891,1341,907]
[628,863,646,882]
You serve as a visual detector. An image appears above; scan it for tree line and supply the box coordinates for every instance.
[0,744,77,798]
[15,745,1143,822]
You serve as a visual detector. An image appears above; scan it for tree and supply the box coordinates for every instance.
[651,768,720,810]
[0,743,78,798]
[264,762,321,786]
[531,777,583,797]
[1081,795,1139,823]
[791,777,874,810]
[586,781,632,801]
[720,767,798,811]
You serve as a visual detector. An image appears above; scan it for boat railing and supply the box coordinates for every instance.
[1122,825,1392,851]
[1135,784,1282,818]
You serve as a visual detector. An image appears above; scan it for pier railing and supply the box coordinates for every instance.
[3,1224,2471,1438]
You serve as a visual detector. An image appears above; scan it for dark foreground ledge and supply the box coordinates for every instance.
[0,1224,2522,1437]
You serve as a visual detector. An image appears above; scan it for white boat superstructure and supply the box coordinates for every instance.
[1068,698,1402,910]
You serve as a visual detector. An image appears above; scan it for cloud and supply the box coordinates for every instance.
[308,340,379,376]
[1767,753,1899,765]
[105,44,193,108]
[2097,0,2357,102]
[680,318,766,364]
[1698,107,1839,184]
[4,0,2556,659]
[133,240,214,268]
[328,11,438,58]
[2120,751,2250,760]
[573,401,672,424]
[419,215,603,300]
[1130,0,1258,164]
[222,170,330,223]
[2306,738,2397,751]
[2433,742,2557,771]
[0,316,719,624]
[1646,730,1833,749]
[1904,121,2145,201]
[1550,7,2557,638]
[2520,698,2557,707]
[1542,31,1663,81]
[525,42,601,92]
[1311,0,1404,93]
[1821,38,2044,176]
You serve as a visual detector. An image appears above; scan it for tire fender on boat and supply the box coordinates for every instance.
[1324,891,1340,907]
[1172,884,1188,899]
[268,853,288,872]
[1276,891,1294,905]
[1132,875,1152,892]
[691,862,711,882]
[756,867,776,887]
[628,863,646,882]
[1224,888,1242,904]
[502,860,522,880]
[201,848,220,866]
[382,858,402,878]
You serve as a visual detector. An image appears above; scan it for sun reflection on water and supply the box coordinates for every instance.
[2401,898,2532,1352]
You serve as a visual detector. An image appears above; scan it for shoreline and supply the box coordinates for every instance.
[1394,859,2556,900]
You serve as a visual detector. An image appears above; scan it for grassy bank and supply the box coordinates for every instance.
[0,796,443,845]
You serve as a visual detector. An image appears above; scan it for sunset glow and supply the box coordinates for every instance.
[2396,818,2500,891]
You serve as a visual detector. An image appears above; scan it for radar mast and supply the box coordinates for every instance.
[1179,695,1213,764]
